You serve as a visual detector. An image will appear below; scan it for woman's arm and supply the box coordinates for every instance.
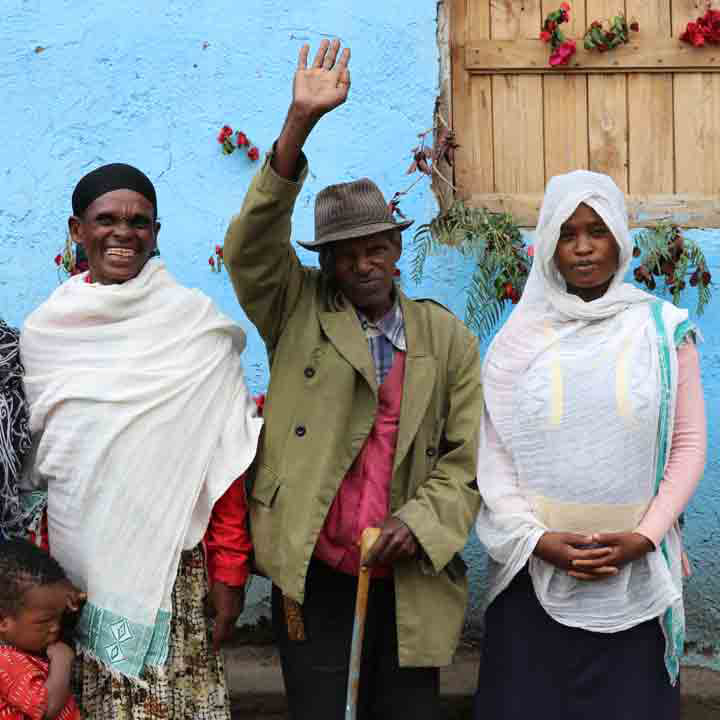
[636,341,707,547]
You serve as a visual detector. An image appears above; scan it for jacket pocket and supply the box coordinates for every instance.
[250,464,281,507]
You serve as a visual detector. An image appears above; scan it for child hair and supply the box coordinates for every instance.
[0,539,67,616]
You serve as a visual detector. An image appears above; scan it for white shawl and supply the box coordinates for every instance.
[21,259,263,680]
[475,171,689,682]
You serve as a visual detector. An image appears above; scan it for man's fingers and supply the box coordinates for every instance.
[364,534,389,567]
[311,39,330,68]
[322,39,341,69]
[297,44,310,70]
[336,47,351,70]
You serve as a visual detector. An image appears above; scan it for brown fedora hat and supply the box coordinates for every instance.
[298,177,413,251]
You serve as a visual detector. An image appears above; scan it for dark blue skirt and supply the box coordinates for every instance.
[474,567,681,720]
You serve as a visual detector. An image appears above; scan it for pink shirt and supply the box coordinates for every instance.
[636,341,707,548]
[314,351,406,576]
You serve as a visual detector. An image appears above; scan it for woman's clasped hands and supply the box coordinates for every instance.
[533,531,655,581]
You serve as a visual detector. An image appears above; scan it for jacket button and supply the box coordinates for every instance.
[426,447,436,457]
[304,367,315,379]
[295,425,306,437]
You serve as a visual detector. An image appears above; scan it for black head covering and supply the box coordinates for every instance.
[72,163,157,217]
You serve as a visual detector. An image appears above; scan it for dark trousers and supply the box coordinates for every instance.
[474,567,681,720]
[272,557,440,720]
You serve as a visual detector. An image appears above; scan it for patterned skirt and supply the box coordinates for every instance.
[73,546,231,720]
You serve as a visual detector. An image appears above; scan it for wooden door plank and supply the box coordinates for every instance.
[452,0,494,196]
[628,73,674,193]
[588,74,628,191]
[626,2,673,192]
[491,0,542,39]
[543,74,589,180]
[465,37,720,72]
[672,1,720,193]
[466,192,720,227]
[492,74,545,192]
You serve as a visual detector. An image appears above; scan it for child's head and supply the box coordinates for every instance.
[0,540,74,654]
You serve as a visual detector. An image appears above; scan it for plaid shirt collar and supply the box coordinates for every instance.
[357,300,406,352]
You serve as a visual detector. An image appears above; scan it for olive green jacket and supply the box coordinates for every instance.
[224,155,483,667]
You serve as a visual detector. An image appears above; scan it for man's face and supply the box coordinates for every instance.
[331,230,401,319]
[68,189,160,285]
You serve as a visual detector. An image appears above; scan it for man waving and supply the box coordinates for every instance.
[224,40,482,720]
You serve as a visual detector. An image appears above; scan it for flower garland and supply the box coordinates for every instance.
[680,7,720,47]
[540,3,577,67]
[411,201,532,339]
[583,14,639,52]
[217,125,260,162]
[632,222,712,315]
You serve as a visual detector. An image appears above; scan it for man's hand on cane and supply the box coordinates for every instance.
[363,516,418,567]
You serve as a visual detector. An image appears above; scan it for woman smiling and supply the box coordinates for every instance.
[20,163,262,719]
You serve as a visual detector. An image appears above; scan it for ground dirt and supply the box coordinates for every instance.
[225,640,720,719]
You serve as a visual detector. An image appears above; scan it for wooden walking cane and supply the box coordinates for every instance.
[345,526,381,720]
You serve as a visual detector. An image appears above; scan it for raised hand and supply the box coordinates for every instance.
[272,39,351,180]
[292,40,351,121]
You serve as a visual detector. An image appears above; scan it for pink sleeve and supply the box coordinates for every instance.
[636,342,706,548]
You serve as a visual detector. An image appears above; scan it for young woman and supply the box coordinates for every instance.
[474,170,706,720]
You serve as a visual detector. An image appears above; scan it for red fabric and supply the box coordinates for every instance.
[314,351,406,577]
[27,514,48,553]
[204,474,253,587]
[0,647,79,720]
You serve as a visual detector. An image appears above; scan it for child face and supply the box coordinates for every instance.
[0,581,74,655]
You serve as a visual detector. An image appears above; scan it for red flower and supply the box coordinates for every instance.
[247,146,260,162]
[217,125,233,143]
[549,39,576,66]
[254,394,266,414]
[548,20,557,31]
[215,244,223,258]
[209,256,215,267]
[540,30,552,42]
[54,253,62,266]
[560,2,570,11]
[526,245,535,258]
[703,271,712,285]
[236,131,249,147]
[84,274,92,284]
[629,21,639,32]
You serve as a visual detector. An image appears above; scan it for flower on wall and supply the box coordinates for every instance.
[217,124,261,161]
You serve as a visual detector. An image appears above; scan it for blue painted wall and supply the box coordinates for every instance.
[2,1,717,667]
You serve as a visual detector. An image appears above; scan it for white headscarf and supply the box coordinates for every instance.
[475,171,688,681]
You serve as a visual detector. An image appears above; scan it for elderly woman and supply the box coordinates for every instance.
[20,164,263,719]
[0,320,32,540]
[473,171,706,720]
